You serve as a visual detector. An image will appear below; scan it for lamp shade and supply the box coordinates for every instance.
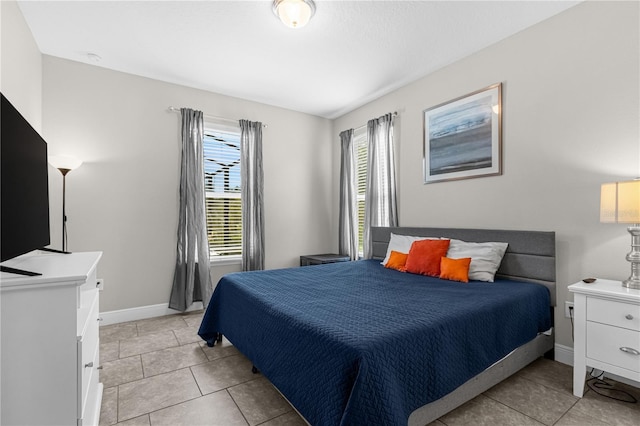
[273,0,315,29]
[600,179,640,223]
[49,155,83,172]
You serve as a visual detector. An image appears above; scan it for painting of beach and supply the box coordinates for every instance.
[423,84,502,183]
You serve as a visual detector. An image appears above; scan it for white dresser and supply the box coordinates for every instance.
[0,251,103,426]
[568,279,640,397]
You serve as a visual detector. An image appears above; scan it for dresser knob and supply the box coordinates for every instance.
[625,314,634,320]
[97,365,103,370]
[619,347,640,356]
[84,362,94,368]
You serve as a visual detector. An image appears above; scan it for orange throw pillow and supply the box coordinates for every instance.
[384,250,408,272]
[440,257,472,283]
[404,239,451,277]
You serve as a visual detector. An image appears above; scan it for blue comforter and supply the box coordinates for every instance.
[199,259,551,426]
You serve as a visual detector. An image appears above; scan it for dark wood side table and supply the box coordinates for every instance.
[299,253,350,266]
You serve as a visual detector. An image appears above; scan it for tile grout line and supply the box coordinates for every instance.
[234,377,297,426]
[154,391,249,426]
[101,356,146,389]
[189,363,205,397]
[103,336,215,389]
[115,384,119,426]
[480,392,547,426]
[486,373,582,425]
[196,341,209,359]
[116,366,204,424]
[253,410,297,426]
[117,331,182,358]
[532,373,592,424]
[551,392,583,426]
[144,393,214,425]
[139,354,146,379]
[225,388,251,426]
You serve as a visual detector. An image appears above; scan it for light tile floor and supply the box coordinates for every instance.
[99,312,640,426]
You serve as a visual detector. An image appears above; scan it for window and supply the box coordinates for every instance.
[355,130,368,255]
[203,124,242,260]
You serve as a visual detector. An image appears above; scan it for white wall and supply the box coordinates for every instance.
[332,1,639,349]
[0,0,42,129]
[42,56,334,312]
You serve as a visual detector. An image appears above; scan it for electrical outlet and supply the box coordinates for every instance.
[564,301,574,318]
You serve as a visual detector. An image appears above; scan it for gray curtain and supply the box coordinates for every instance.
[239,120,265,271]
[363,113,398,258]
[169,108,213,311]
[338,129,358,260]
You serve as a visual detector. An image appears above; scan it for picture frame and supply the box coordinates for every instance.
[423,83,502,184]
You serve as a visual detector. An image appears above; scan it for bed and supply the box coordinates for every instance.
[198,226,556,425]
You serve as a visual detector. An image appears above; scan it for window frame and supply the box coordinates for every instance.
[354,127,368,258]
[203,120,243,265]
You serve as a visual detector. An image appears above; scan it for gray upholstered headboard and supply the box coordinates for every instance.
[371,226,557,306]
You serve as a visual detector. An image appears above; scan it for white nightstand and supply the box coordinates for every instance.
[568,279,640,397]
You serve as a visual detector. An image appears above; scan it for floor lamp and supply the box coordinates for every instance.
[49,155,82,253]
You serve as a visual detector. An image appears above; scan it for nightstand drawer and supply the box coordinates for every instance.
[587,322,640,373]
[587,297,640,331]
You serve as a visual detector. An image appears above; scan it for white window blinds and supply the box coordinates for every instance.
[355,132,367,255]
[203,127,242,258]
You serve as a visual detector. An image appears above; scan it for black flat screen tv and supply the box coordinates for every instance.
[1,92,51,263]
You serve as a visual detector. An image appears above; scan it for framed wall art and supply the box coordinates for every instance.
[423,83,502,184]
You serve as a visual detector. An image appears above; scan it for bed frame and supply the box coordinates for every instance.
[371,226,556,425]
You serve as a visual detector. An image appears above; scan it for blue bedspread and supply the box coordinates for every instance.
[199,259,551,426]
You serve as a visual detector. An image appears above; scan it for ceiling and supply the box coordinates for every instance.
[18,0,580,119]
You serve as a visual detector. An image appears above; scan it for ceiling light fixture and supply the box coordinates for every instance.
[272,0,316,29]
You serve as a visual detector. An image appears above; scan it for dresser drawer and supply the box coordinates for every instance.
[586,322,640,373]
[77,292,100,419]
[79,346,100,425]
[587,297,640,331]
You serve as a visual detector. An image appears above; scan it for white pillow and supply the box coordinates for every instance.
[381,233,438,266]
[446,239,508,282]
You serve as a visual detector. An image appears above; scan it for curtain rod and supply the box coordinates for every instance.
[168,106,267,128]
[353,111,398,133]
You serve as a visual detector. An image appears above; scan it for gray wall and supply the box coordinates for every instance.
[332,1,639,348]
[1,0,42,129]
[41,57,334,312]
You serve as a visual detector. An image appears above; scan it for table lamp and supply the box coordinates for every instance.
[600,179,640,289]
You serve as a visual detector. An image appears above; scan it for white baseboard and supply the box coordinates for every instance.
[554,343,640,389]
[554,343,574,366]
[100,302,203,326]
